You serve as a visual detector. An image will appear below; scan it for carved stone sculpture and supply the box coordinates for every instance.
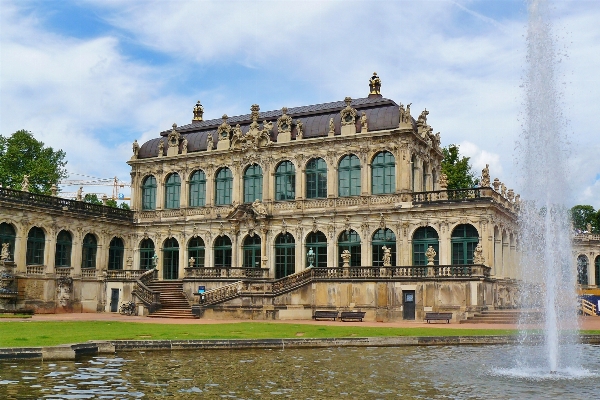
[507,189,515,202]
[307,248,315,268]
[1,242,10,262]
[425,246,437,266]
[76,186,83,201]
[417,109,429,128]
[492,178,501,192]
[501,183,507,198]
[206,133,214,151]
[481,164,490,187]
[251,200,267,217]
[328,117,335,137]
[21,175,29,192]
[51,184,58,196]
[473,242,485,264]
[360,112,368,133]
[341,249,351,267]
[157,140,164,157]
[181,136,188,155]
[277,107,293,142]
[193,100,204,121]
[382,246,391,267]
[340,97,357,136]
[132,140,139,159]
[369,72,382,95]
[216,115,232,150]
[56,276,73,308]
[126,256,133,269]
[296,120,303,139]
[167,123,181,156]
[438,173,448,190]
[189,256,195,268]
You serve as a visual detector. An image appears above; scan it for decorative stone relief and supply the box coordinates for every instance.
[295,120,303,140]
[56,276,73,308]
[157,140,164,157]
[277,107,293,143]
[216,115,232,151]
[230,105,272,151]
[340,97,357,136]
[360,112,368,133]
[167,123,181,157]
[328,118,335,137]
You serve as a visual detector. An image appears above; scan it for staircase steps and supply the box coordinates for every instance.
[460,310,544,324]
[146,281,195,319]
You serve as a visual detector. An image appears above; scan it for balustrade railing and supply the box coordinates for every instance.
[26,265,45,275]
[81,268,97,278]
[201,281,244,306]
[55,267,72,277]
[132,268,160,311]
[272,268,313,294]
[105,269,147,281]
[184,267,269,279]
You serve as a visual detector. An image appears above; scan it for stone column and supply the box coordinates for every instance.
[361,159,369,195]
[178,236,186,279]
[155,175,165,210]
[327,162,336,198]
[438,227,451,265]
[14,231,26,274]
[180,172,189,209]
[231,233,239,268]
[232,168,242,205]
[263,163,274,202]
[71,236,82,277]
[46,234,55,274]
[297,164,305,200]
[205,173,214,207]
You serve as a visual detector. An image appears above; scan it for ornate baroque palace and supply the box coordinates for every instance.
[1,74,533,321]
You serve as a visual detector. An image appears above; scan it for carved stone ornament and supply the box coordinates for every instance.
[193,100,204,121]
[188,256,195,268]
[21,175,30,192]
[344,216,351,234]
[399,103,412,126]
[481,164,490,187]
[230,105,272,151]
[296,120,304,139]
[277,107,293,134]
[425,246,437,266]
[417,109,429,129]
[218,222,225,237]
[281,219,288,235]
[206,132,214,151]
[251,200,268,217]
[131,140,139,160]
[341,249,351,267]
[217,115,231,142]
[473,242,485,264]
[369,72,382,95]
[360,112,368,132]
[501,183,507,198]
[492,178,501,192]
[340,97,357,126]
[56,276,73,308]
[379,213,386,230]
[438,173,448,189]
[382,245,392,266]
[168,123,180,148]
[157,140,164,157]
[312,217,318,233]
[328,118,335,137]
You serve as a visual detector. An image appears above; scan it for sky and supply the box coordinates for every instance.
[0,0,599,207]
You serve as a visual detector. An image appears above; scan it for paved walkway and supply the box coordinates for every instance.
[4,312,600,331]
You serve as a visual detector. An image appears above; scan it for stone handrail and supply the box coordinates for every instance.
[132,268,160,312]
[412,188,484,203]
[574,233,600,241]
[200,281,244,306]
[272,268,313,295]
[55,267,72,277]
[184,267,270,279]
[81,268,97,279]
[26,265,45,275]
[105,269,147,281]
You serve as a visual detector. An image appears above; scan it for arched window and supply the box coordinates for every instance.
[338,230,361,267]
[215,168,233,205]
[81,233,97,269]
[108,237,124,270]
[243,235,261,268]
[595,256,600,287]
[214,236,232,268]
[372,151,395,194]
[55,230,72,267]
[26,227,45,265]
[139,239,155,270]
[163,238,179,279]
[142,176,157,210]
[577,255,589,286]
[338,154,361,197]
[413,227,439,266]
[451,224,479,265]
[0,222,16,261]
[275,161,295,201]
[372,228,396,266]
[306,158,327,199]
[275,233,295,278]
[243,164,263,203]
[189,170,207,207]
[164,173,181,209]
[188,237,205,268]
[306,231,327,268]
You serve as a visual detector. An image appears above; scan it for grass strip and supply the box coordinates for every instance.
[0,321,519,347]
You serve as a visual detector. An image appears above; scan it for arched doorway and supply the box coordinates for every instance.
[163,238,179,279]
[305,231,327,268]
[338,230,361,267]
[139,239,155,270]
[81,233,97,269]
[372,228,396,266]
[275,233,295,278]
[451,224,479,265]
[243,235,261,268]
[413,227,439,265]
[214,236,232,268]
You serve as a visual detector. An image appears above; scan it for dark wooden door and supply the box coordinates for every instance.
[403,290,416,320]
[110,289,119,313]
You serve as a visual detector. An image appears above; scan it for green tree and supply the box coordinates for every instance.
[119,202,131,210]
[106,199,118,208]
[440,144,476,190]
[83,193,102,205]
[571,205,597,232]
[0,130,68,194]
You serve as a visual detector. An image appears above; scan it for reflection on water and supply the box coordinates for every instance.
[1,344,599,399]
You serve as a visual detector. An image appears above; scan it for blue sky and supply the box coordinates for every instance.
[1,0,599,207]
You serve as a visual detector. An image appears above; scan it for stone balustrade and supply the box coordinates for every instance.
[184,267,270,279]
[55,267,72,278]
[105,269,147,281]
[81,268,97,279]
[26,265,45,275]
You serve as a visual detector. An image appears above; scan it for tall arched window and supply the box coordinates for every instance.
[81,233,97,269]
[275,161,295,201]
[372,151,395,194]
[243,164,263,203]
[451,224,479,265]
[26,227,45,265]
[306,231,327,268]
[372,228,396,266]
[243,235,261,268]
[214,236,232,268]
[164,173,181,209]
[275,233,295,278]
[0,222,16,261]
[215,168,233,205]
[577,255,589,286]
[55,230,72,267]
[595,256,600,287]
[108,237,124,270]
[142,176,157,210]
[139,239,155,270]
[413,227,439,266]
[306,158,327,199]
[189,170,207,207]
[188,237,205,268]
[338,230,361,267]
[163,238,179,279]
[338,154,361,197]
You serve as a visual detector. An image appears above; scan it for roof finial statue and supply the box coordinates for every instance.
[369,72,381,95]
[251,104,260,122]
[193,100,204,122]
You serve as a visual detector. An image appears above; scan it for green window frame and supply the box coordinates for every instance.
[372,228,396,266]
[215,168,233,206]
[412,227,439,266]
[306,231,327,268]
[577,255,589,285]
[108,237,124,270]
[338,230,361,267]
[81,233,97,269]
[142,176,157,210]
[188,237,205,268]
[275,233,295,278]
[372,151,395,194]
[139,239,155,270]
[163,238,179,280]
[338,154,361,197]
[595,256,600,286]
[275,161,296,201]
[55,230,72,267]
[243,164,263,203]
[164,173,181,209]
[306,158,327,199]
[451,224,479,265]
[26,227,45,265]
[214,236,232,268]
[243,235,261,268]
[189,170,206,207]
[0,222,16,262]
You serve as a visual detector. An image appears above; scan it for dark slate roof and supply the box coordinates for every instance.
[138,96,408,159]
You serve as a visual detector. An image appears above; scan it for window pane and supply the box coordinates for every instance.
[189,170,207,207]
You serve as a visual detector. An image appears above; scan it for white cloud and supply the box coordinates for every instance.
[458,140,503,181]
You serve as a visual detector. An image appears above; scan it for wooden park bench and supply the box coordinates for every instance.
[424,312,452,323]
[312,310,339,321]
[340,311,366,322]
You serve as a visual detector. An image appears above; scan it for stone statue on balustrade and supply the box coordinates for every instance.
[21,175,30,192]
[307,248,315,268]
[152,252,159,268]
[341,249,351,268]
[382,246,392,267]
[425,246,436,266]
[76,186,83,201]
[189,257,195,268]
[126,256,133,269]
[1,242,10,264]
[481,164,490,187]
[132,140,139,159]
[473,242,485,264]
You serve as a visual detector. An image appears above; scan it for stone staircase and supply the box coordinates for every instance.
[460,309,543,324]
[146,281,195,319]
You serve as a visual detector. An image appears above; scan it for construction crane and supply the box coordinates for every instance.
[58,174,131,200]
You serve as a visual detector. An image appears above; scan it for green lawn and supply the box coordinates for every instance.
[0,321,521,347]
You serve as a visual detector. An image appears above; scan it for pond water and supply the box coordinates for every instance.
[1,344,599,399]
